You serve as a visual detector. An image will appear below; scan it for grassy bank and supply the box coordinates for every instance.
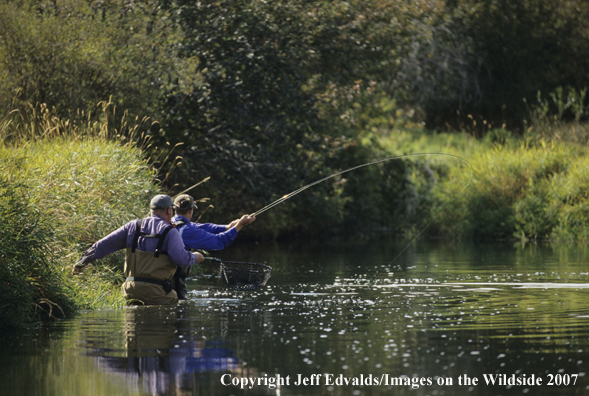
[2,100,589,329]
[0,107,160,329]
[379,124,589,242]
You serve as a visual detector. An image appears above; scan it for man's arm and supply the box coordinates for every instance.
[197,223,229,235]
[198,215,256,234]
[182,223,239,251]
[166,228,204,266]
[72,223,130,274]
[230,215,255,232]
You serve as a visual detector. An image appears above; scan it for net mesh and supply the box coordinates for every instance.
[220,261,272,291]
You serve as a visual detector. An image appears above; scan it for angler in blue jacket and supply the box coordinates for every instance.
[171,194,255,298]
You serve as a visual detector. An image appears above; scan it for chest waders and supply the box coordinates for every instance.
[172,220,191,300]
[122,219,178,305]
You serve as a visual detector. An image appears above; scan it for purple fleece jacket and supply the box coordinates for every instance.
[80,215,199,267]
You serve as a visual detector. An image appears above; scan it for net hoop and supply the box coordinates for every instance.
[220,261,272,291]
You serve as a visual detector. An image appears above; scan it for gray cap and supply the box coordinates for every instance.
[150,194,175,210]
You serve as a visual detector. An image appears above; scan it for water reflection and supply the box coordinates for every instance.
[2,239,589,395]
[90,307,239,395]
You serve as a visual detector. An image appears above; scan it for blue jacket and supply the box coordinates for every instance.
[171,215,238,251]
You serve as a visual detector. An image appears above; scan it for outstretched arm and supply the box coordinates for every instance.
[71,223,130,274]
[227,215,256,232]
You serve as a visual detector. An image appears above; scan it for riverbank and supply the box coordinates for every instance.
[2,106,589,329]
[379,123,589,242]
[0,108,160,329]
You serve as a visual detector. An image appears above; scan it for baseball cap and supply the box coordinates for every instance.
[150,194,175,210]
[174,194,198,211]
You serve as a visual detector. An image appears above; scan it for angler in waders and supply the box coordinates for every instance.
[72,194,204,305]
[171,194,255,299]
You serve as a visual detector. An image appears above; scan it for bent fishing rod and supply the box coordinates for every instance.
[249,152,474,265]
[252,152,473,216]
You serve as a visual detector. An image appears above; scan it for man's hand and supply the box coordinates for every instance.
[195,251,205,263]
[238,214,256,226]
[227,215,256,232]
[234,214,255,232]
[72,254,94,275]
[71,261,85,275]
[226,219,240,230]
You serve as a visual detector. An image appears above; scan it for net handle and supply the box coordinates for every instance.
[204,256,271,269]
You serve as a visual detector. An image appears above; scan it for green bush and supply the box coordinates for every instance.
[0,105,161,327]
[0,172,74,328]
[0,0,172,122]
[396,131,589,241]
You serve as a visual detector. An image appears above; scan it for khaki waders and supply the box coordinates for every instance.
[122,219,179,305]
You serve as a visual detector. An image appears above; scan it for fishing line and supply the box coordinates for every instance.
[252,152,474,265]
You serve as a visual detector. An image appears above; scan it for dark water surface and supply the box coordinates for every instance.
[1,239,589,395]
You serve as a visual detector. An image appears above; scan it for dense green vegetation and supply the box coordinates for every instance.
[1,0,589,326]
[1,0,587,239]
[0,106,160,328]
[380,121,589,242]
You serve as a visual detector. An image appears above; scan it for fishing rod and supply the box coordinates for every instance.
[173,177,211,199]
[252,152,473,216]
[203,153,472,288]
[250,152,474,265]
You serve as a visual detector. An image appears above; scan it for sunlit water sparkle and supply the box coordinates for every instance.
[1,239,589,395]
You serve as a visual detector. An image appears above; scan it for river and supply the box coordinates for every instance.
[1,237,588,395]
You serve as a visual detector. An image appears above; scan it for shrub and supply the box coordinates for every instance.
[0,104,162,327]
[407,132,589,241]
[0,166,74,328]
[0,0,173,122]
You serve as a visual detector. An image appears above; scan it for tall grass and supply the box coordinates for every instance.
[0,173,71,327]
[379,125,589,242]
[0,103,162,328]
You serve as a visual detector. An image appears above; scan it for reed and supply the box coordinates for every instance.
[0,173,72,327]
[0,104,161,328]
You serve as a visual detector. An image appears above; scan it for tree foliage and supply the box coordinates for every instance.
[0,0,173,120]
[157,0,418,236]
[424,0,589,129]
[160,1,322,202]
[1,0,588,238]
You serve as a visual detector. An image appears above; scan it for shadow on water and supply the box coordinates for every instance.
[1,238,589,395]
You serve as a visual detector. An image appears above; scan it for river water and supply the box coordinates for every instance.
[1,238,588,395]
